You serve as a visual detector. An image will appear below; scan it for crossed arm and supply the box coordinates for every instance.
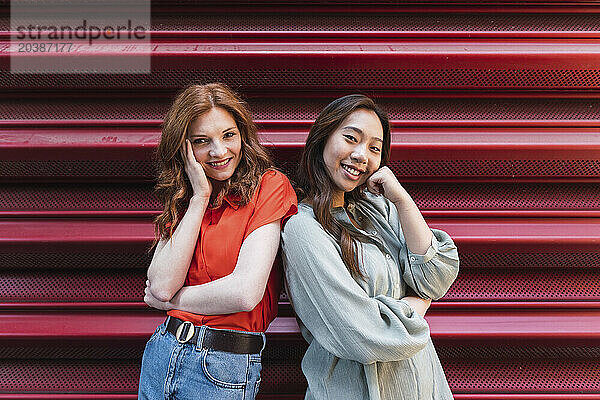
[145,197,282,314]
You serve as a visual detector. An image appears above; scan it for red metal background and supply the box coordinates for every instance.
[1,0,599,398]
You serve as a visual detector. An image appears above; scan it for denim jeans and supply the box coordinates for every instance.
[138,318,264,400]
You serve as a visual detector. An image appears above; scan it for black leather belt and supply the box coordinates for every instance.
[165,317,264,354]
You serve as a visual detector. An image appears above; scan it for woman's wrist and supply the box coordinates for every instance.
[401,295,431,317]
[189,195,210,211]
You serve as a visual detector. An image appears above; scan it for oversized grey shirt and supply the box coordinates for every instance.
[281,192,460,400]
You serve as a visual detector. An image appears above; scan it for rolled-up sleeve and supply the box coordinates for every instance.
[401,228,460,300]
[281,213,430,365]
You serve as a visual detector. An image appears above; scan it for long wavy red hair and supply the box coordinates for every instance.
[152,83,273,248]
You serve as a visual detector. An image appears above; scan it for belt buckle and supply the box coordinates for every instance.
[175,321,195,344]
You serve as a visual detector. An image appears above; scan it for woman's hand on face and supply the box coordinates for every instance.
[184,139,212,201]
[144,280,172,311]
[366,166,409,205]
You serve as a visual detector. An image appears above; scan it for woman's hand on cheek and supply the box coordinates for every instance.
[184,139,212,201]
[366,166,410,205]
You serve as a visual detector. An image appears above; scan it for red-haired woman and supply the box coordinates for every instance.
[138,83,297,399]
[281,94,459,400]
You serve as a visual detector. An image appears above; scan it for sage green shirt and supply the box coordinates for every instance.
[281,192,459,400]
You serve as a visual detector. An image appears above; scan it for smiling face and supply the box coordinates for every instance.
[188,107,242,182]
[322,108,384,206]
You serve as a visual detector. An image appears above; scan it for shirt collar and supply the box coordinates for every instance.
[222,194,240,210]
[331,204,361,233]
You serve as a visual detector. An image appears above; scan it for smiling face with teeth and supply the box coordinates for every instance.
[188,107,242,183]
[322,108,384,206]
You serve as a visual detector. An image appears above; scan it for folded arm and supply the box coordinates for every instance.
[281,214,430,365]
[400,228,460,300]
[382,197,459,301]
[145,220,281,315]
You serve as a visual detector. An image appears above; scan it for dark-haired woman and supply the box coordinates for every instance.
[138,83,297,399]
[281,95,459,400]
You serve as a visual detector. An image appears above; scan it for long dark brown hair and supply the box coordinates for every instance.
[152,83,272,248]
[297,94,391,279]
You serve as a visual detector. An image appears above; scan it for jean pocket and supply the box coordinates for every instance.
[201,349,248,389]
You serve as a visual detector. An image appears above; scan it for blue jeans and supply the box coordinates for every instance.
[138,318,265,400]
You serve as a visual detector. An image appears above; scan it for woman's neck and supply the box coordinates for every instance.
[209,179,226,202]
[331,191,345,208]
[304,190,346,209]
[212,178,226,191]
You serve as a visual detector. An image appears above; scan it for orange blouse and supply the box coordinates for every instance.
[167,170,298,332]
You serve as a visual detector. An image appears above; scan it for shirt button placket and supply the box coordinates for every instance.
[384,253,398,296]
